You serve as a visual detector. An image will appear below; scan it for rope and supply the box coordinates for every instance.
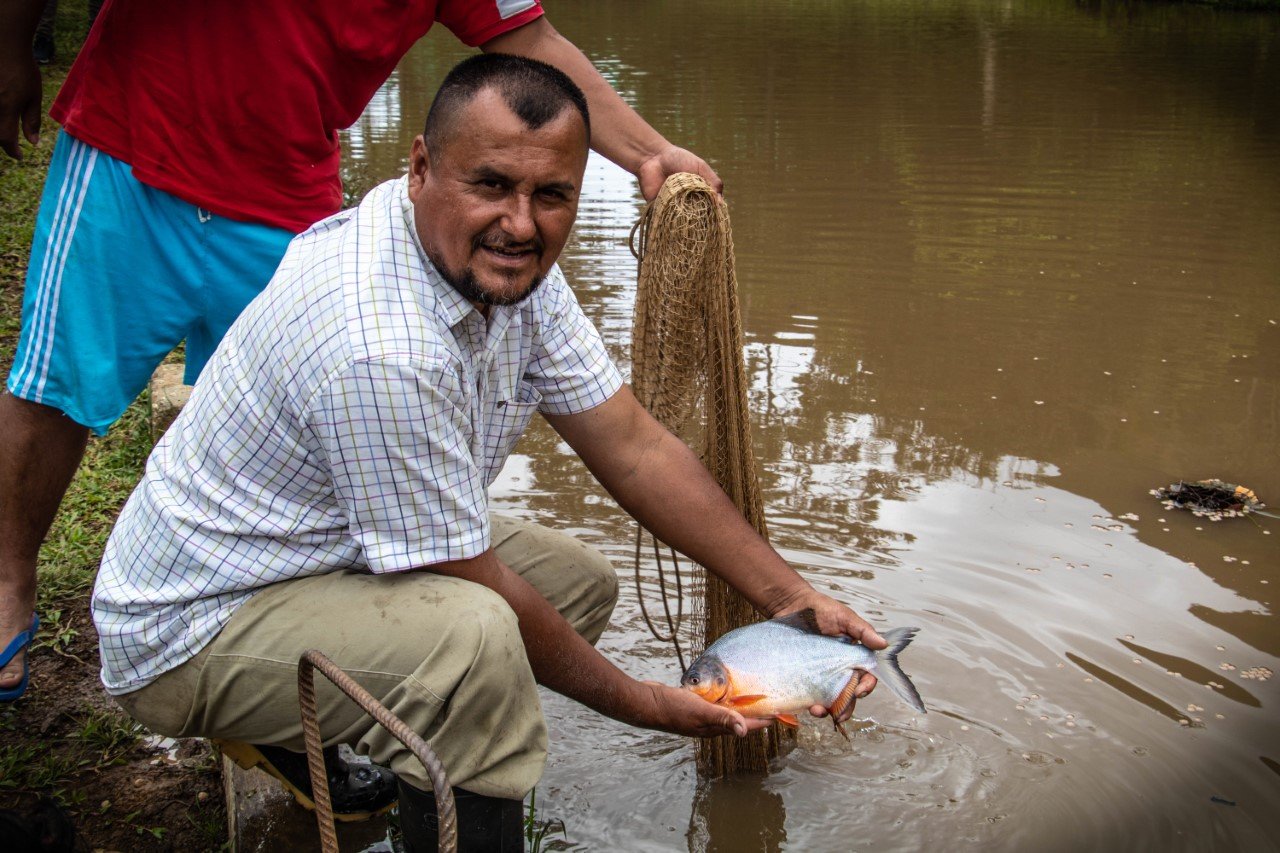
[298,649,457,853]
[632,525,687,673]
[629,173,788,775]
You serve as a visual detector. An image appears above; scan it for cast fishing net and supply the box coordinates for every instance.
[629,173,788,775]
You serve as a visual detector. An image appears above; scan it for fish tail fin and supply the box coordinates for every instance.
[873,627,926,714]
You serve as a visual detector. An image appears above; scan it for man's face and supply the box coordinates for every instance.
[407,88,588,307]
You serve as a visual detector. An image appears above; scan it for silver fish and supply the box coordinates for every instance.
[681,609,925,736]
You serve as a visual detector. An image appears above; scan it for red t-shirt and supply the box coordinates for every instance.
[51,0,544,233]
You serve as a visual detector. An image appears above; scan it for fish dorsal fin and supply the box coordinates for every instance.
[772,608,822,634]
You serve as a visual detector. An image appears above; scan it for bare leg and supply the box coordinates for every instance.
[0,392,89,692]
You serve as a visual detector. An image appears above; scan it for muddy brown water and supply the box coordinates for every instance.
[339,1,1280,849]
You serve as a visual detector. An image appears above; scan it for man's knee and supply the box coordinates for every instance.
[566,546,618,646]
[448,583,525,662]
[579,546,619,615]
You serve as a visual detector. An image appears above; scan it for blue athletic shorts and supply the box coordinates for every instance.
[7,134,295,434]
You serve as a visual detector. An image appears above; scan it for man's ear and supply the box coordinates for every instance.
[407,135,430,199]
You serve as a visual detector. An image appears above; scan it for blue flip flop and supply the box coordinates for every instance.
[0,613,39,702]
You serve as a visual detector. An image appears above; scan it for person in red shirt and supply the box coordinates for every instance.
[0,0,723,812]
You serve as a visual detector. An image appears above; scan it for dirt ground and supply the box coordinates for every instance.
[0,597,226,852]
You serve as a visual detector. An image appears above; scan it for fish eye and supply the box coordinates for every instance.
[689,676,700,685]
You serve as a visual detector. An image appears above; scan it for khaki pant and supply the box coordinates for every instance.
[115,516,618,799]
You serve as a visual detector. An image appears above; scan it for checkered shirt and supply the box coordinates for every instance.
[93,177,623,694]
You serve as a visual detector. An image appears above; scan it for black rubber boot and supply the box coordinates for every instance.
[246,742,398,818]
[396,778,524,852]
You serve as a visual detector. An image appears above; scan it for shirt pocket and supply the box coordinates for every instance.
[482,381,542,486]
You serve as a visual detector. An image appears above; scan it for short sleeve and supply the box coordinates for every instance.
[435,0,544,47]
[526,269,624,415]
[307,357,490,572]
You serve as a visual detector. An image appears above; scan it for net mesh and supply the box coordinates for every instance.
[630,173,788,775]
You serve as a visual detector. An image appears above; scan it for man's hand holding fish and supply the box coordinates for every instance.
[769,587,888,723]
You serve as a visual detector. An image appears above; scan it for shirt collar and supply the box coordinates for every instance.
[397,177,478,331]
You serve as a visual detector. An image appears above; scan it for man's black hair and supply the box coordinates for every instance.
[424,53,590,161]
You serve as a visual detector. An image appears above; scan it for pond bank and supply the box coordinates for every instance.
[0,2,226,849]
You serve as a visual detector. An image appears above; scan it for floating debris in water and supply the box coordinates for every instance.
[1150,480,1265,521]
[1240,667,1272,682]
[1118,513,1139,521]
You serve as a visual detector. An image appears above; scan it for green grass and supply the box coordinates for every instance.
[0,0,158,814]
[524,787,569,852]
[75,705,145,764]
[0,704,141,798]
[35,401,152,613]
[0,0,154,629]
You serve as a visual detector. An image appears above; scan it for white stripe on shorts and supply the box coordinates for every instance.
[14,137,98,401]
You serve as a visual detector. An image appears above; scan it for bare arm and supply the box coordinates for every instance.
[423,547,770,738]
[481,16,721,201]
[0,0,46,160]
[545,387,886,717]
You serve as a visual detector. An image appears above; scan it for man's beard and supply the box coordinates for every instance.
[429,233,546,307]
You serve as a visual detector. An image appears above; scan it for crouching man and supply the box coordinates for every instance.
[93,54,884,851]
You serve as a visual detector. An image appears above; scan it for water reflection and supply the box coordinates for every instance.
[687,773,787,853]
[346,0,1280,848]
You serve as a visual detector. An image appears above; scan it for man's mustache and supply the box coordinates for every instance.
[473,231,544,255]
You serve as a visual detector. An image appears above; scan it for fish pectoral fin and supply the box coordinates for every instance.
[832,716,850,741]
[775,714,801,728]
[728,694,769,707]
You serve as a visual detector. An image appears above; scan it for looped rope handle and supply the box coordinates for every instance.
[628,204,652,262]
[633,527,688,673]
[298,649,457,853]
